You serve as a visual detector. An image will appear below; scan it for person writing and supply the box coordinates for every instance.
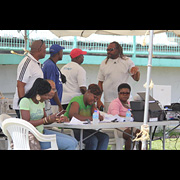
[108,83,141,150]
[64,84,109,150]
[97,41,140,112]
[19,78,78,150]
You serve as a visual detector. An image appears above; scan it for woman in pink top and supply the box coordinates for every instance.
[108,83,141,150]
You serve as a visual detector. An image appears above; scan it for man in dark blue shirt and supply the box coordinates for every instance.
[42,44,65,112]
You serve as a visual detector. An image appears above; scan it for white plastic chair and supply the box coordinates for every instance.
[2,118,58,150]
[0,114,11,150]
[102,129,124,150]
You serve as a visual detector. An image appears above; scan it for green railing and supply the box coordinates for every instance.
[0,32,180,58]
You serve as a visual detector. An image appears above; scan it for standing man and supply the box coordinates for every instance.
[13,40,46,118]
[97,41,140,112]
[61,48,87,110]
[42,44,65,113]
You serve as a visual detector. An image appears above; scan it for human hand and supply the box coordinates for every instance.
[99,114,104,121]
[97,100,104,110]
[47,114,58,124]
[58,116,69,123]
[130,66,139,75]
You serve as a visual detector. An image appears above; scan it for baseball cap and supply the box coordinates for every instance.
[50,44,65,56]
[70,48,87,59]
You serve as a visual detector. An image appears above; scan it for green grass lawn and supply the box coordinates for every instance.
[151,138,180,150]
[108,138,180,150]
[107,129,180,150]
[151,129,180,150]
[108,135,180,150]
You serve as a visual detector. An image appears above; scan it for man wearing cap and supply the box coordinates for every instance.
[42,44,65,113]
[61,48,87,110]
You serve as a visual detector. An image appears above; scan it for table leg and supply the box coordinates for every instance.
[163,125,166,150]
[61,127,64,133]
[131,127,133,150]
[149,126,152,150]
[79,129,83,150]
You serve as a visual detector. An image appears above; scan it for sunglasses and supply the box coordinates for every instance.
[39,40,44,49]
[119,92,130,95]
[106,48,116,52]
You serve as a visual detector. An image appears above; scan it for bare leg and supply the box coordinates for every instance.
[123,128,142,150]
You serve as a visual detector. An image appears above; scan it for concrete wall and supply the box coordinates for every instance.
[0,64,180,104]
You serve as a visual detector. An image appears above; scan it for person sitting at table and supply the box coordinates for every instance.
[18,78,78,150]
[108,83,141,150]
[45,79,68,117]
[64,84,109,150]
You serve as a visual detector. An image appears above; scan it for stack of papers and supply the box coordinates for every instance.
[63,113,134,125]
[100,111,134,123]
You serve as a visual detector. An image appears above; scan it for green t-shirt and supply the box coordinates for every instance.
[19,97,45,133]
[64,95,92,118]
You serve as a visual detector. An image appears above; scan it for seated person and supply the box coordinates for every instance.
[64,84,109,150]
[19,78,78,150]
[108,83,141,150]
[45,79,67,119]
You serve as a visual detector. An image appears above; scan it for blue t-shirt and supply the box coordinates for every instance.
[42,59,63,105]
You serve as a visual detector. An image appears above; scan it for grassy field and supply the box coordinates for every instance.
[108,132,180,150]
[151,137,180,150]
[108,138,180,150]
[151,129,180,150]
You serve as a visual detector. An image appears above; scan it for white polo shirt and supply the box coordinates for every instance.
[97,57,135,103]
[61,61,86,105]
[13,53,43,110]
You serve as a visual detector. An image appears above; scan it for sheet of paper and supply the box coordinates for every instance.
[63,116,84,125]
[149,117,158,122]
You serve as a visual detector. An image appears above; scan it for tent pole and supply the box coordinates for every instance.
[142,30,154,150]
[24,30,30,51]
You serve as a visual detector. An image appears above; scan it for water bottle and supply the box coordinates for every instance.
[126,109,131,122]
[93,110,99,125]
[165,107,171,120]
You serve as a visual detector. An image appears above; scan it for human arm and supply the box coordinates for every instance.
[53,91,63,112]
[21,108,61,125]
[17,80,26,98]
[77,67,87,94]
[108,100,126,117]
[130,66,140,81]
[19,98,60,125]
[97,81,104,109]
[68,102,93,121]
[20,109,45,127]
[43,64,63,112]
[97,61,105,110]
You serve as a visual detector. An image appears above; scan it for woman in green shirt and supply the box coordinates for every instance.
[64,84,109,150]
[19,78,78,150]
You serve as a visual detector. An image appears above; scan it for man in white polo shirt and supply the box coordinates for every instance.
[13,40,46,118]
[61,48,87,109]
[97,41,140,112]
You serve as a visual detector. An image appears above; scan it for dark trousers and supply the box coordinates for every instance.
[73,129,109,150]
[15,110,20,118]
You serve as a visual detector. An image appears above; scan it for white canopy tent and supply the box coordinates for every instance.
[50,30,180,37]
[50,30,178,150]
